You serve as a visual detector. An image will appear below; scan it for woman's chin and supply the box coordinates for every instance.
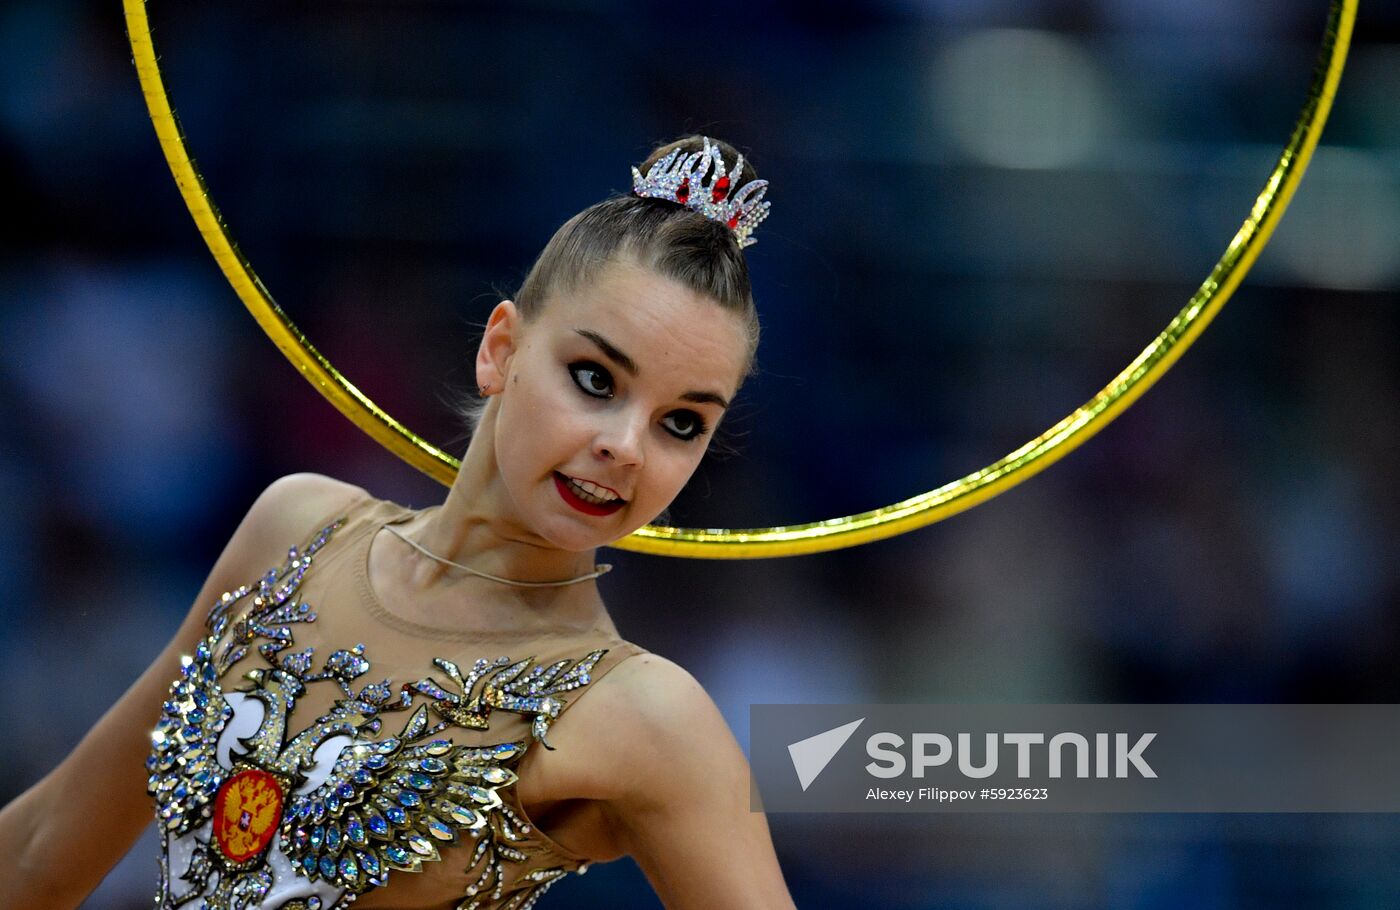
[557,517,663,554]
[611,506,672,538]
[533,512,629,553]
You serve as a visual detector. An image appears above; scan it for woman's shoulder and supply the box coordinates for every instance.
[601,651,710,715]
[251,472,373,529]
[249,472,373,536]
[564,651,740,789]
[222,473,373,577]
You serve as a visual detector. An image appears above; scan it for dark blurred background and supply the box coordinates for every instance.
[2,1,1399,907]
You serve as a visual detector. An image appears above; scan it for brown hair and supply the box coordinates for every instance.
[459,135,763,434]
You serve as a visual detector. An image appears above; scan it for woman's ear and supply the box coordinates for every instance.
[476,300,522,395]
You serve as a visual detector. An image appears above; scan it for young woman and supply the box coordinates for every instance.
[0,136,796,910]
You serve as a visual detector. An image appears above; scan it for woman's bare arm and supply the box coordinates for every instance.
[0,473,367,909]
[589,654,799,910]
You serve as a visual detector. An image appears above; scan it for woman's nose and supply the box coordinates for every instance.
[595,414,645,467]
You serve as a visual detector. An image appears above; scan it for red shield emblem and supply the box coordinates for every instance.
[212,767,285,864]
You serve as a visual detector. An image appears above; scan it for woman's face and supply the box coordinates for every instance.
[478,258,750,552]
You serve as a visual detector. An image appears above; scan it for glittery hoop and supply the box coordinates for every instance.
[121,0,1356,558]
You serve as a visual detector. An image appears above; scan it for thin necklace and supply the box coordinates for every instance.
[383,524,612,588]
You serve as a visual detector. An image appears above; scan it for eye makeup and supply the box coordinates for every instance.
[569,360,614,398]
[566,360,711,442]
[573,328,732,410]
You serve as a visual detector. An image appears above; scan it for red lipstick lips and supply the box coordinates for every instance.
[553,472,625,516]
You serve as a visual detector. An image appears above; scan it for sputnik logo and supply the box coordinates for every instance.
[787,718,865,791]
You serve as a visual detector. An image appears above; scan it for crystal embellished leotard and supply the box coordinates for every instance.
[147,495,646,910]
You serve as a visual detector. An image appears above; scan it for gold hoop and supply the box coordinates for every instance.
[122,0,1357,558]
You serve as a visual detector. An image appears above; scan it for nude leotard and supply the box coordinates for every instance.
[148,494,646,910]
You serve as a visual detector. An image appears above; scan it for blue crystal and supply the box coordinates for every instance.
[413,679,449,699]
[309,826,324,849]
[441,802,476,826]
[302,855,318,876]
[360,681,391,702]
[403,712,429,739]
[347,818,366,846]
[367,813,389,836]
[386,806,407,825]
[325,825,341,850]
[419,758,447,774]
[326,793,341,814]
[364,755,388,770]
[352,769,373,785]
[319,856,337,879]
[359,850,380,876]
[407,773,433,790]
[398,791,421,808]
[339,854,359,881]
[425,817,453,840]
[384,845,410,866]
[377,738,399,753]
[337,782,355,800]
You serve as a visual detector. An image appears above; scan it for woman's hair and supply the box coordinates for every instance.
[456,135,762,435]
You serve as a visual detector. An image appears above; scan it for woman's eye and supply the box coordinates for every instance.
[569,362,614,398]
[661,410,707,441]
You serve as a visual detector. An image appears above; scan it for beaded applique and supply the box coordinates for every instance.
[148,518,607,910]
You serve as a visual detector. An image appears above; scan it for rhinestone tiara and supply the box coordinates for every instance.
[630,137,771,249]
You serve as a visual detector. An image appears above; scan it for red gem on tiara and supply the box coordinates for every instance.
[630,136,772,249]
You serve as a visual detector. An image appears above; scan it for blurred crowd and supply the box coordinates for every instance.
[2,1,1398,907]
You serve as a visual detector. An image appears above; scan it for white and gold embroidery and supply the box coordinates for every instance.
[148,519,603,910]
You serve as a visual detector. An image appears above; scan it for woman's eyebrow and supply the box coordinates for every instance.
[575,328,731,410]
[575,329,637,376]
[682,390,731,409]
